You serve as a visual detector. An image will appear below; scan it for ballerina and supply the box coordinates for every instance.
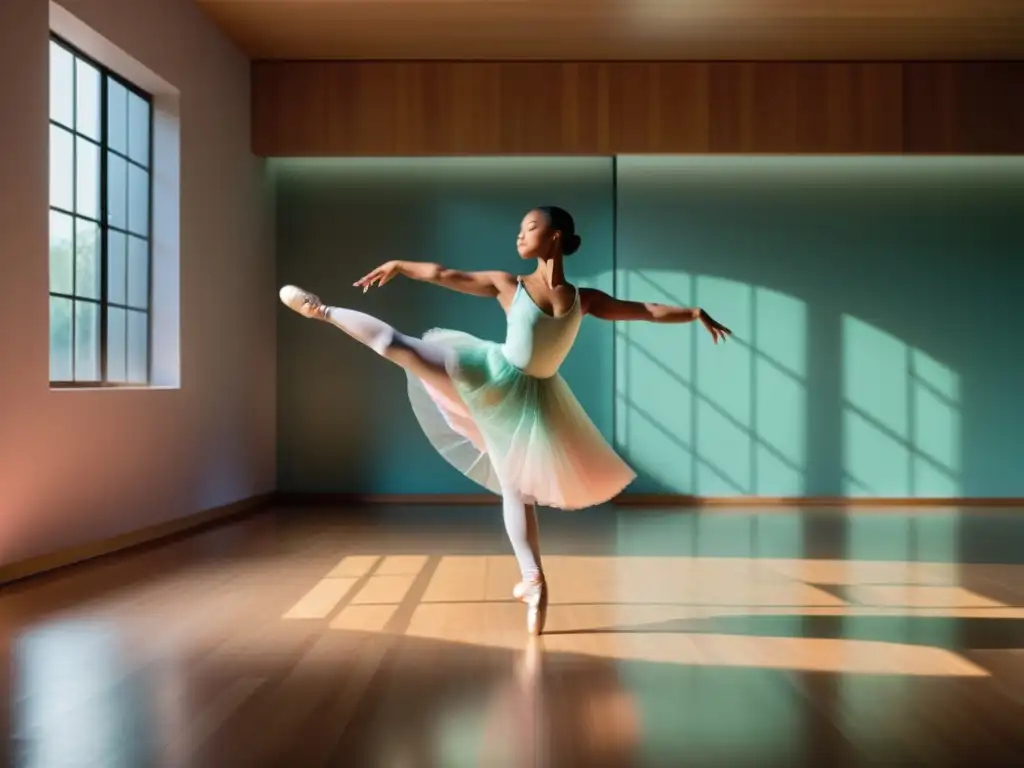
[279,205,731,635]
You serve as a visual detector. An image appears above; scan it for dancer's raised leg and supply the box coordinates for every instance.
[280,285,455,395]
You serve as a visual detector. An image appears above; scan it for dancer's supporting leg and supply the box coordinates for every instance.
[502,485,543,584]
[503,481,548,635]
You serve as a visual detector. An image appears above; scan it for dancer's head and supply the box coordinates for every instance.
[517,206,582,260]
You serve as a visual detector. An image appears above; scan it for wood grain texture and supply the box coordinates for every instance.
[903,62,1024,153]
[3,504,1024,766]
[253,60,1021,156]
[0,493,273,586]
[707,62,904,153]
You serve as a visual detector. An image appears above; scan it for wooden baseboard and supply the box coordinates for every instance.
[615,495,1024,507]
[276,492,1024,508]
[277,492,501,506]
[0,492,275,587]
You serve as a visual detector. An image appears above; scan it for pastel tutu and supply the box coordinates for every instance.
[405,282,635,510]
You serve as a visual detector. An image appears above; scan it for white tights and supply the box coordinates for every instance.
[501,483,543,582]
[324,306,543,582]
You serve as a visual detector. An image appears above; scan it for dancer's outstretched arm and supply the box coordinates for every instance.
[355,260,516,299]
[580,288,732,343]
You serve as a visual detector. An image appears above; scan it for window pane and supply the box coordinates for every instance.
[128,165,149,236]
[74,301,101,382]
[76,59,101,141]
[50,125,74,211]
[76,137,100,220]
[108,230,127,306]
[107,307,127,383]
[49,296,73,381]
[128,92,150,167]
[49,42,74,128]
[127,310,148,384]
[108,79,128,156]
[107,152,127,230]
[49,210,74,295]
[128,236,149,309]
[75,219,101,300]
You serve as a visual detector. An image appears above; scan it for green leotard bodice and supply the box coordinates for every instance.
[500,280,582,379]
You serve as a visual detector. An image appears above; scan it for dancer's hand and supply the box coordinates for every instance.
[699,310,732,344]
[354,261,402,292]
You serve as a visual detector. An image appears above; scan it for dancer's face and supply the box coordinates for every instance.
[516,210,559,260]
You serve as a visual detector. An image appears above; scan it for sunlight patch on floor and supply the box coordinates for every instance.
[278,553,1020,677]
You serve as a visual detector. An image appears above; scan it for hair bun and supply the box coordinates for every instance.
[563,233,582,256]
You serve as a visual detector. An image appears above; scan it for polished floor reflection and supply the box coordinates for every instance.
[3,504,1024,766]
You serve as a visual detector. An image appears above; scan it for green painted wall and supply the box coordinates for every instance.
[615,156,1023,498]
[276,156,1023,498]
[275,158,615,494]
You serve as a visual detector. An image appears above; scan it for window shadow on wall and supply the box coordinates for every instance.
[617,269,808,498]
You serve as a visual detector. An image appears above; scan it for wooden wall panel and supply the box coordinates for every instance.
[415,63,498,154]
[903,63,1024,154]
[252,61,1022,156]
[707,63,904,153]
[494,63,590,154]
[602,63,711,153]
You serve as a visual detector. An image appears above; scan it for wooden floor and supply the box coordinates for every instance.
[2,503,1024,767]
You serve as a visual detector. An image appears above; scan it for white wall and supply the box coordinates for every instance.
[0,0,276,567]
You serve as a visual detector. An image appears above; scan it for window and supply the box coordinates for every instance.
[49,35,152,387]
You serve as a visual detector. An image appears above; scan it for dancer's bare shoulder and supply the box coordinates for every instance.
[489,271,519,294]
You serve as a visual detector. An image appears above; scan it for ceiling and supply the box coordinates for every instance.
[196,0,1024,60]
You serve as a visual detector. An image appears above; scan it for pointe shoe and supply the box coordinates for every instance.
[279,285,328,320]
[513,578,548,636]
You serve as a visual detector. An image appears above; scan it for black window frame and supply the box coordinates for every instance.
[48,33,154,389]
